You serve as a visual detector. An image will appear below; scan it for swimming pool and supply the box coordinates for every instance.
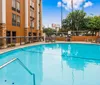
[0,43,100,85]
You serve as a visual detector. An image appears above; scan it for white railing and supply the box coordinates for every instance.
[0,58,36,85]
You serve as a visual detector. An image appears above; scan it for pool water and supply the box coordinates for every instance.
[0,43,100,85]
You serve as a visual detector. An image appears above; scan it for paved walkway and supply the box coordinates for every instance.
[0,41,99,54]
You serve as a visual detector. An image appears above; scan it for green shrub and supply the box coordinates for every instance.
[7,44,12,47]
[11,43,16,47]
[8,43,16,47]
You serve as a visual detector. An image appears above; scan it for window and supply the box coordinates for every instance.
[17,1,20,13]
[30,0,34,9]
[30,20,34,28]
[12,0,16,8]
[17,15,20,27]
[12,14,20,27]
[12,0,16,10]
[30,10,34,17]
[12,14,16,26]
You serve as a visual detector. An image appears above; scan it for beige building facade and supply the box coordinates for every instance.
[0,0,42,46]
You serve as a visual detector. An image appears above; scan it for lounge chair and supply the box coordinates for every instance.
[33,37,38,42]
[85,38,94,42]
[45,37,50,42]
[96,38,100,43]
[66,35,71,41]
[39,36,44,41]
[51,37,56,43]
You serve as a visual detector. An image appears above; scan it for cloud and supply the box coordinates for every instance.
[57,1,62,7]
[57,0,93,10]
[57,1,69,10]
[84,1,93,8]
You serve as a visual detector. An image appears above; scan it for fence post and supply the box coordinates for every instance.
[20,37,21,45]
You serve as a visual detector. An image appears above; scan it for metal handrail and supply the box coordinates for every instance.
[0,36,44,38]
[0,58,36,85]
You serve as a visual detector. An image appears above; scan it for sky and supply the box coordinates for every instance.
[42,0,100,27]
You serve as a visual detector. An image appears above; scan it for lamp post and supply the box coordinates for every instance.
[71,0,73,12]
[61,0,63,29]
[71,0,74,31]
[82,0,85,11]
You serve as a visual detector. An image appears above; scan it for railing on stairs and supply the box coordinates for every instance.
[0,58,36,85]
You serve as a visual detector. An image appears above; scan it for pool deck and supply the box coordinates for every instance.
[0,41,100,54]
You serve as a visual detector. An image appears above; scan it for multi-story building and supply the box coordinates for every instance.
[52,23,60,32]
[0,0,42,46]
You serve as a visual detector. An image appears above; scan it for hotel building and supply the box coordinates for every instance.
[0,0,42,46]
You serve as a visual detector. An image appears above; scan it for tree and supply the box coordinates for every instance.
[43,28,56,36]
[95,16,100,30]
[83,16,100,35]
[62,10,86,31]
[85,16,100,30]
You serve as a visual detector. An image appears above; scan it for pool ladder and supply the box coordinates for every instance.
[0,58,36,85]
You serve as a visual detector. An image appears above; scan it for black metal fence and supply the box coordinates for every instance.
[0,36,44,48]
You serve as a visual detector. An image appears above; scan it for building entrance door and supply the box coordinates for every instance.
[6,31,11,44]
[12,31,16,43]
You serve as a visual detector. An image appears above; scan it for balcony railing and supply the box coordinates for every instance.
[0,36,44,49]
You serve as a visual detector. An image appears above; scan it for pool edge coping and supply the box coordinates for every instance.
[0,41,100,54]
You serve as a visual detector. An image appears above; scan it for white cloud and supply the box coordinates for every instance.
[57,0,93,10]
[57,1,61,7]
[84,1,93,8]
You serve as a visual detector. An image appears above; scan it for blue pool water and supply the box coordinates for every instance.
[0,43,100,85]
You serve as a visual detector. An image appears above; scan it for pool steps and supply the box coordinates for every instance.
[0,58,16,69]
[0,58,36,85]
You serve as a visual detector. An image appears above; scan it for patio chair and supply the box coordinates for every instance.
[33,37,38,42]
[66,35,71,41]
[45,37,50,42]
[39,36,44,42]
[91,39,96,43]
[49,37,53,42]
[51,37,56,43]
[96,38,100,43]
[85,38,94,42]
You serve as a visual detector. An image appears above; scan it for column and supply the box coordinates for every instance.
[25,0,29,42]
[36,0,39,40]
[0,0,6,48]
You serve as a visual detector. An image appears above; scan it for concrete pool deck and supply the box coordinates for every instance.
[0,41,100,54]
